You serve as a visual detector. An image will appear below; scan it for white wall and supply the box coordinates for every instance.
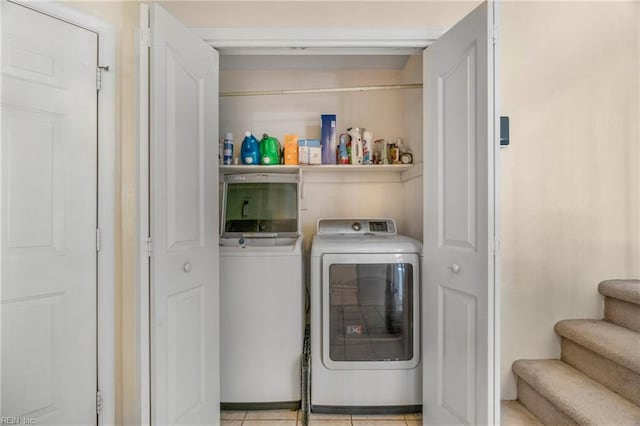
[159,1,479,29]
[401,55,424,241]
[219,66,411,154]
[300,181,406,241]
[499,0,640,399]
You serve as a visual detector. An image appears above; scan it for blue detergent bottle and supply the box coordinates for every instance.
[240,131,260,165]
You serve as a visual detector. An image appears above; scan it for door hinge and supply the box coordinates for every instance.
[141,27,151,48]
[491,24,499,44]
[96,390,103,415]
[96,228,101,252]
[492,237,501,256]
[146,237,153,257]
[96,65,109,91]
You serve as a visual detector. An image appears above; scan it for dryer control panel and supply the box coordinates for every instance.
[317,218,396,235]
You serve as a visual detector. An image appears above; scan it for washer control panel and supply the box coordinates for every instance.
[317,218,396,235]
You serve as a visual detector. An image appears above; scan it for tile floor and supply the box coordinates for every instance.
[221,409,422,425]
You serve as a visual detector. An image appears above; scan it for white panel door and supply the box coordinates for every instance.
[422,2,497,425]
[1,1,98,424]
[147,4,219,425]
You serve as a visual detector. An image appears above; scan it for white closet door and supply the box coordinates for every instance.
[147,4,219,425]
[422,1,498,424]
[1,1,98,424]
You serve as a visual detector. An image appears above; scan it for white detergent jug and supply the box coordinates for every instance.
[348,127,364,165]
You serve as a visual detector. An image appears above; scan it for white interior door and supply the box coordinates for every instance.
[422,1,498,424]
[1,1,98,424]
[146,4,220,425]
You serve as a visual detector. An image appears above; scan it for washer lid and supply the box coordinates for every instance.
[222,173,300,238]
[317,218,396,235]
[311,233,422,255]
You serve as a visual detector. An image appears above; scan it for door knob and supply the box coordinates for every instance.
[449,264,460,273]
[183,262,192,273]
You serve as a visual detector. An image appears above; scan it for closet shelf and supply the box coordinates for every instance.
[220,164,412,172]
[219,163,420,183]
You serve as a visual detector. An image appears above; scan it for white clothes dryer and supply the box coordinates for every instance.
[310,218,422,414]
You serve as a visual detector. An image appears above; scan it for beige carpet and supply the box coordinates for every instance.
[513,359,640,425]
[598,279,640,305]
[554,319,640,373]
[561,338,640,406]
[501,400,542,426]
[510,279,640,425]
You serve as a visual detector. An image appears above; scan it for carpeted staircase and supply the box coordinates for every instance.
[502,279,640,425]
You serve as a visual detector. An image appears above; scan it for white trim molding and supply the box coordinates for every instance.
[6,2,118,425]
[194,27,444,55]
[136,4,151,425]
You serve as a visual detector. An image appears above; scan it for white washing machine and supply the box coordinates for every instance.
[219,173,304,408]
[310,218,422,414]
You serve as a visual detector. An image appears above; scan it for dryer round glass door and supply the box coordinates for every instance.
[321,253,420,370]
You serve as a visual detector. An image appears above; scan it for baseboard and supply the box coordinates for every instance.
[311,404,421,415]
[221,401,301,411]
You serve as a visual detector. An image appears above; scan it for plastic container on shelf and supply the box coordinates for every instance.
[223,132,234,165]
[307,139,322,165]
[298,139,309,165]
[260,134,281,165]
[338,134,350,164]
[240,131,260,165]
[362,131,373,165]
[347,128,364,165]
[284,134,299,165]
[298,139,321,164]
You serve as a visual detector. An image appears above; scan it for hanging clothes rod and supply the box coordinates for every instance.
[220,83,423,97]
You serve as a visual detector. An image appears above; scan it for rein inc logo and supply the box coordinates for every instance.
[1,417,36,425]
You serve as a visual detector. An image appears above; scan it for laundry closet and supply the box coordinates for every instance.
[217,52,425,245]
[139,2,498,425]
[217,52,426,414]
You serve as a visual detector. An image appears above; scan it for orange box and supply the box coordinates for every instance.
[284,134,299,165]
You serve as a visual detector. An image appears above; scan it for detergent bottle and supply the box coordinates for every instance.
[381,139,390,164]
[240,131,260,165]
[362,131,373,165]
[260,133,281,165]
[348,128,364,165]
[338,134,350,164]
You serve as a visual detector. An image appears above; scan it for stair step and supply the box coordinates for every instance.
[517,379,577,425]
[512,359,640,425]
[599,279,640,305]
[554,319,640,374]
[561,338,640,406]
[604,296,640,333]
[501,400,542,426]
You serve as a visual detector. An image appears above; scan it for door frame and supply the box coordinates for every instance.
[136,21,499,424]
[137,6,151,424]
[1,1,117,423]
